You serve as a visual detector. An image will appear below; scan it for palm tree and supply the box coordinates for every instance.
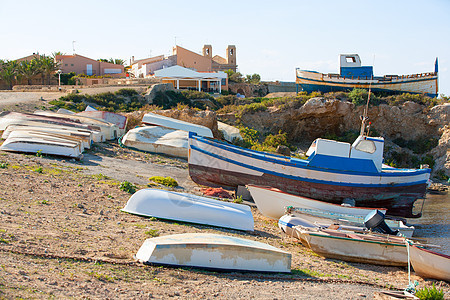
[0,60,20,89]
[38,55,60,85]
[19,59,40,85]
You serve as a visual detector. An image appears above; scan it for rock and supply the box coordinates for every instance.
[276,145,290,156]
[144,83,175,103]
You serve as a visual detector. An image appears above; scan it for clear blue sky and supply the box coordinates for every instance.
[1,0,449,97]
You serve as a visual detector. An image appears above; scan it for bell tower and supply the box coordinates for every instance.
[226,45,236,66]
[203,45,212,58]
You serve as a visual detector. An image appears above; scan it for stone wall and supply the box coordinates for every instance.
[228,83,268,97]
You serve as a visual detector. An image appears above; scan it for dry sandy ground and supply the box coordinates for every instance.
[0,142,449,300]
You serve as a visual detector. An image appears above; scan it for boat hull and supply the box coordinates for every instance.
[298,229,408,266]
[135,233,291,273]
[296,69,438,97]
[409,245,450,282]
[122,189,254,231]
[247,184,386,220]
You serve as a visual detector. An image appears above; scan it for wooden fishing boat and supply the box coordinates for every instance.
[247,184,386,220]
[142,112,213,138]
[135,233,291,272]
[122,188,254,231]
[0,130,83,159]
[296,54,438,97]
[409,244,450,281]
[294,227,408,266]
[189,133,430,218]
[120,126,188,159]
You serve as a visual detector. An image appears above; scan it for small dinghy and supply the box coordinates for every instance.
[122,189,254,231]
[135,233,291,273]
[247,184,386,220]
[279,207,414,237]
[409,244,450,282]
[121,126,188,158]
[142,112,213,138]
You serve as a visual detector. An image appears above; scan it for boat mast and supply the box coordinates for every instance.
[359,55,375,136]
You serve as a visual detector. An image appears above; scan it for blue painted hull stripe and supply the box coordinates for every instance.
[278,220,293,228]
[296,74,437,86]
[192,136,430,177]
[190,144,429,188]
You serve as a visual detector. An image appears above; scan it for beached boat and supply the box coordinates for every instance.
[278,209,414,238]
[0,130,83,159]
[75,110,127,136]
[142,112,213,138]
[0,111,105,142]
[247,184,386,220]
[409,244,450,281]
[34,111,118,140]
[122,189,254,231]
[217,121,242,143]
[189,133,431,218]
[2,124,92,149]
[296,54,438,97]
[135,233,291,272]
[294,227,409,266]
[120,126,188,159]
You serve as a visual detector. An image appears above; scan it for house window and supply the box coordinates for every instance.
[229,48,234,56]
[65,64,68,66]
[221,78,226,86]
[346,57,356,63]
[71,64,74,66]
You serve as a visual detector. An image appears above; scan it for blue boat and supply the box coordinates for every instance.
[188,132,431,218]
[296,54,438,97]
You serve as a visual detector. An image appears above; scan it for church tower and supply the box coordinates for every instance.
[226,45,236,66]
[203,45,212,58]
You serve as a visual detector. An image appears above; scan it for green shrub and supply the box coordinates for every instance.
[348,88,368,106]
[149,176,178,187]
[0,162,8,169]
[145,229,159,237]
[393,136,438,154]
[415,283,444,300]
[119,181,137,194]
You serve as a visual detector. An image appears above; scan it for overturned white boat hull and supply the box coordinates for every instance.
[142,112,213,138]
[75,110,127,136]
[34,111,118,140]
[122,189,254,231]
[121,126,188,159]
[0,130,83,159]
[247,184,386,220]
[217,121,242,142]
[135,233,291,272]
[2,125,92,149]
[409,244,450,281]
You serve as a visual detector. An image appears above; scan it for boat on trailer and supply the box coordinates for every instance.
[188,132,430,218]
[409,244,450,282]
[122,189,254,231]
[135,233,291,272]
[296,54,438,97]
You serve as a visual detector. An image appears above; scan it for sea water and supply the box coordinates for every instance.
[409,192,450,255]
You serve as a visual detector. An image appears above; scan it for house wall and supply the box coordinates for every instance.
[55,55,124,76]
[174,46,212,72]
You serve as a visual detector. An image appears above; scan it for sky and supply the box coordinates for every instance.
[1,0,449,96]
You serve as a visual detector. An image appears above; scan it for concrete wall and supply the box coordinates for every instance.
[265,81,298,93]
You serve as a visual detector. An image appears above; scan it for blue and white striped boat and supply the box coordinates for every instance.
[296,54,438,97]
[188,132,431,218]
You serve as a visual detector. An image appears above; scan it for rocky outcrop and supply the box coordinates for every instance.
[144,83,175,103]
[228,83,268,97]
[153,107,220,138]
